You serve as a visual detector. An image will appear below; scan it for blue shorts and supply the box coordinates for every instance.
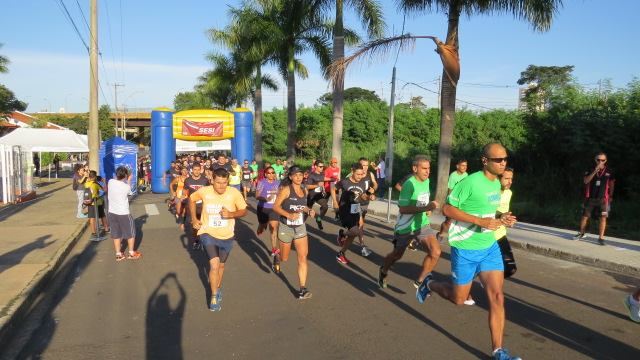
[450,241,504,285]
[200,233,235,262]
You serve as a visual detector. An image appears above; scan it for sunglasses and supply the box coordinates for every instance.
[317,165,324,168]
[596,159,606,162]
[487,157,508,163]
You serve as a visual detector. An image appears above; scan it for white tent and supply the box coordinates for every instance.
[0,128,89,152]
[175,139,231,153]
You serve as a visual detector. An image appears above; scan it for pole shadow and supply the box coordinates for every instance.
[0,235,55,274]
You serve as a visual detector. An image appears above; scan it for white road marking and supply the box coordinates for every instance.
[145,204,159,216]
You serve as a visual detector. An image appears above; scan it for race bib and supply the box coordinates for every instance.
[350,203,361,214]
[286,212,304,226]
[314,186,322,193]
[243,174,251,180]
[416,193,430,207]
[206,204,228,228]
[595,180,601,186]
[267,193,276,204]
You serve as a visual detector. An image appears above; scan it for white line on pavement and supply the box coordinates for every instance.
[145,204,159,216]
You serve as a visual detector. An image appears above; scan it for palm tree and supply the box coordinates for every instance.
[330,0,385,169]
[209,7,280,163]
[0,43,9,73]
[400,0,563,204]
[239,0,336,163]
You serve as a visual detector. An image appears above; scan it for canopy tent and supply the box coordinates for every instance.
[0,128,89,152]
[175,139,231,153]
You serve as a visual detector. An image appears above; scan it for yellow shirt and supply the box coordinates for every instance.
[84,180,104,206]
[190,186,247,240]
[229,165,242,185]
[494,189,512,240]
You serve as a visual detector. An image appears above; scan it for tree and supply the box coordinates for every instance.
[0,43,9,74]
[517,65,575,112]
[330,0,385,170]
[209,10,280,163]
[99,105,115,138]
[318,86,383,105]
[173,91,211,111]
[0,84,27,116]
[396,0,563,205]
[241,0,335,163]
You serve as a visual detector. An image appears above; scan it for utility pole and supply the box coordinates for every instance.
[88,0,99,171]
[113,83,124,137]
[386,66,396,222]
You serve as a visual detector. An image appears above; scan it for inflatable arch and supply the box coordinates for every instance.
[151,108,254,193]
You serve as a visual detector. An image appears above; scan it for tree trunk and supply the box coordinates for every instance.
[254,65,263,164]
[331,0,344,170]
[286,48,296,163]
[435,4,460,206]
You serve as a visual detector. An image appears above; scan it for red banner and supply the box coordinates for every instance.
[181,120,223,137]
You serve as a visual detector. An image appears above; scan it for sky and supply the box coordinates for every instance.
[2,0,639,114]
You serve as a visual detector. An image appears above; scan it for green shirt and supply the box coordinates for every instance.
[272,164,284,179]
[448,171,468,190]
[447,171,501,250]
[395,176,431,235]
[249,164,258,179]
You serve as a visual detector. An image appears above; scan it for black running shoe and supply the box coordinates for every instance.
[298,287,312,299]
[598,238,605,246]
[378,267,388,288]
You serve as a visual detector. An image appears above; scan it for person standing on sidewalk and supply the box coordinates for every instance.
[573,152,615,245]
[73,164,88,218]
[416,143,520,360]
[437,159,468,242]
[378,155,439,289]
[190,168,247,311]
[375,155,386,198]
[108,166,140,261]
[83,170,109,239]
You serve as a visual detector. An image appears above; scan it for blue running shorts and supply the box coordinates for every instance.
[450,241,504,285]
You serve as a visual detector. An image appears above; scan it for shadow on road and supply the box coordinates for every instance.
[146,273,186,360]
[0,235,55,275]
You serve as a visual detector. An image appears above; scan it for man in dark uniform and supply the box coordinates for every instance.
[573,152,615,245]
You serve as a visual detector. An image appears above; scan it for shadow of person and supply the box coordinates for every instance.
[134,214,149,250]
[234,219,274,274]
[146,273,186,360]
[0,235,55,274]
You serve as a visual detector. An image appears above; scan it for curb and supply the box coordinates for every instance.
[0,221,88,349]
[365,210,640,277]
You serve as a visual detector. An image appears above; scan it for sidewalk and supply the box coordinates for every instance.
[0,179,87,348]
[365,199,640,276]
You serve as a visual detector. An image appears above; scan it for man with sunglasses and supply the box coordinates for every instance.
[306,160,331,230]
[416,143,520,360]
[573,152,615,245]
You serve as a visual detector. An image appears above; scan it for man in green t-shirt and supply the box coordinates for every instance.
[416,143,519,360]
[378,155,439,289]
[272,159,285,180]
[437,159,468,242]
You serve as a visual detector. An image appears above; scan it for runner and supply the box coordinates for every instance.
[355,157,378,257]
[437,159,469,242]
[273,159,285,180]
[229,159,242,191]
[306,160,330,230]
[325,157,341,219]
[378,155,439,289]
[256,166,280,262]
[495,168,517,279]
[184,163,210,250]
[241,160,253,199]
[249,159,259,191]
[189,168,247,311]
[213,153,233,173]
[169,167,190,230]
[416,143,520,360]
[272,166,315,299]
[107,166,140,261]
[332,163,373,265]
[624,287,640,323]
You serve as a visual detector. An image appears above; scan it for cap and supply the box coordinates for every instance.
[288,166,303,176]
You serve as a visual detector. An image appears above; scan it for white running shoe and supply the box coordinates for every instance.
[361,246,372,257]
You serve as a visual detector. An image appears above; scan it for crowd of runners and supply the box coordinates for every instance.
[88,144,638,360]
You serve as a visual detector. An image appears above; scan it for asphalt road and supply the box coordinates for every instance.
[11,193,640,359]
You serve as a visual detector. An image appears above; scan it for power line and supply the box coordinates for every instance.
[74,0,90,31]
[103,0,119,82]
[399,79,495,110]
[119,0,126,84]
[54,0,89,52]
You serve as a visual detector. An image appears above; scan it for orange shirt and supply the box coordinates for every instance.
[189,186,247,240]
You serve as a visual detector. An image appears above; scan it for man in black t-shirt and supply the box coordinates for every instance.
[240,160,253,199]
[573,152,615,245]
[184,163,210,249]
[331,163,373,265]
[213,154,234,174]
[306,160,330,230]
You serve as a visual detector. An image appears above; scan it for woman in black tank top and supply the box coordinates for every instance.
[273,166,315,299]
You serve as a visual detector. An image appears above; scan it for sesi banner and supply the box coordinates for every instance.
[181,120,223,137]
